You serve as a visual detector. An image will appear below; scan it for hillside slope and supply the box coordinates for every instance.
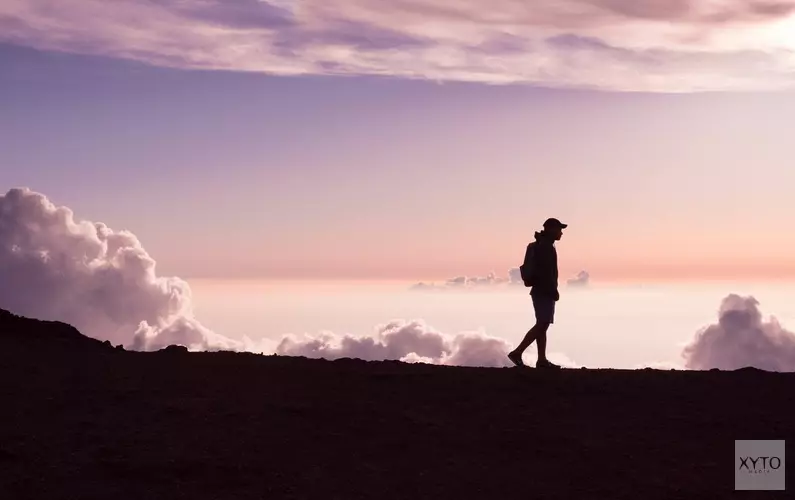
[0,308,791,499]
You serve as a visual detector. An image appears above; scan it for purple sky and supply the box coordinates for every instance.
[4,0,795,91]
[2,2,795,282]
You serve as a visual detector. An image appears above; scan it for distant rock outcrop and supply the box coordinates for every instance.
[157,344,189,355]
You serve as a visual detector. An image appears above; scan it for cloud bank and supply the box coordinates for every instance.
[412,269,591,290]
[2,0,795,91]
[682,294,795,371]
[0,187,243,351]
[410,270,517,291]
[276,319,580,368]
[4,187,793,371]
[277,320,510,367]
[0,187,536,366]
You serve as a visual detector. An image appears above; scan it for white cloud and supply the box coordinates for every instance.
[508,267,523,285]
[2,0,795,91]
[276,319,516,367]
[410,269,522,291]
[275,318,584,368]
[0,187,242,351]
[410,266,586,291]
[0,187,581,368]
[6,188,794,374]
[681,294,795,371]
[567,270,590,287]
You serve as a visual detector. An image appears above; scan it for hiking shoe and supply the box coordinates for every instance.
[507,351,526,367]
[536,358,561,369]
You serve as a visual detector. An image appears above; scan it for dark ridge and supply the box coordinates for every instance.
[0,308,792,499]
[0,308,114,352]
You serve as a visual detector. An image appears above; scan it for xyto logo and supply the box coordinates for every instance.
[738,456,782,474]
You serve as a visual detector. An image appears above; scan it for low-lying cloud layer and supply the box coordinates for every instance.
[277,320,510,367]
[2,0,795,91]
[412,269,590,290]
[410,271,515,291]
[682,294,795,371]
[277,319,581,368]
[0,188,532,366]
[3,187,794,371]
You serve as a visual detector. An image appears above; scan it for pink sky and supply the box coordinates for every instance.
[2,1,795,283]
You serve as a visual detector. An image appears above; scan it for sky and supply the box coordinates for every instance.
[4,184,795,371]
[2,1,795,283]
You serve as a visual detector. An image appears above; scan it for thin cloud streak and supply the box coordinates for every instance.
[1,1,795,91]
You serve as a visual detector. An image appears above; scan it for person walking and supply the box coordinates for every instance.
[508,218,567,369]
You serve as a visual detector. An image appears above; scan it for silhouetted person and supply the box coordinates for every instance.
[508,218,567,369]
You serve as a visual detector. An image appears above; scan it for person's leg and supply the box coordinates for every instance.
[534,298,560,368]
[535,323,549,362]
[508,294,549,366]
[509,322,551,367]
[513,323,541,354]
[507,326,534,365]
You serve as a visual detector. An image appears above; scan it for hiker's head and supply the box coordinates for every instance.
[542,218,567,241]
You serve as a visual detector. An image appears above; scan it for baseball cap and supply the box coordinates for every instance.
[543,218,568,229]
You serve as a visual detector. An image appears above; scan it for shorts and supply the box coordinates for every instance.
[532,294,556,324]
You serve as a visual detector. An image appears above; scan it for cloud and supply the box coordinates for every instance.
[2,0,795,91]
[681,294,795,371]
[276,319,513,367]
[508,267,523,285]
[148,0,296,30]
[410,270,522,291]
[0,187,243,351]
[444,272,508,288]
[411,264,590,291]
[276,318,580,368]
[577,0,795,24]
[411,267,592,291]
[567,270,590,287]
[0,187,579,368]
[5,188,793,374]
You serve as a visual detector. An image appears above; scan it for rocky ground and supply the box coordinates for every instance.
[0,308,791,499]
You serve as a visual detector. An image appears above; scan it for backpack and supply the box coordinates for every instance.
[519,242,536,287]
